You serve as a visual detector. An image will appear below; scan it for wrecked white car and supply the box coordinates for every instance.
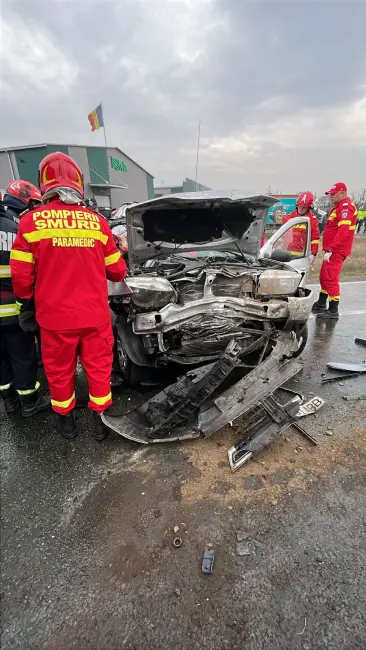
[105,191,314,444]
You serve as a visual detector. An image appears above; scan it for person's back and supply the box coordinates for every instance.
[12,199,122,330]
[10,152,127,439]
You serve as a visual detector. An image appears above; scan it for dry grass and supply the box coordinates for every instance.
[310,235,366,278]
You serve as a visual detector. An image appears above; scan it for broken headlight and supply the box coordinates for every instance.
[125,276,177,310]
[257,269,301,297]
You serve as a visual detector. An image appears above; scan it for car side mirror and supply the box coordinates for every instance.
[271,249,292,262]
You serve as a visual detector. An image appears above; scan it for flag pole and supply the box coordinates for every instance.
[101,102,108,149]
[194,119,201,191]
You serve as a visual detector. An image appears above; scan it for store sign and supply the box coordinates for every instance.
[110,156,128,172]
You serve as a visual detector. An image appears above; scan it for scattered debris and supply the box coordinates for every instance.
[355,338,366,348]
[235,543,251,556]
[343,395,366,401]
[173,537,183,548]
[173,525,180,534]
[325,430,333,436]
[201,547,216,574]
[321,373,361,384]
[326,362,366,373]
[153,509,162,518]
[296,617,307,636]
[173,587,181,596]
[228,391,323,472]
[236,530,250,542]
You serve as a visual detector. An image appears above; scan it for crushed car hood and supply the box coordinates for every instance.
[126,191,278,264]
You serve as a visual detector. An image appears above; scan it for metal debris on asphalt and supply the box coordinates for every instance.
[236,530,250,542]
[173,537,183,548]
[235,543,251,556]
[355,338,366,348]
[228,390,323,472]
[173,587,181,596]
[173,525,179,533]
[201,547,216,574]
[326,362,366,373]
[321,372,361,384]
[343,395,366,401]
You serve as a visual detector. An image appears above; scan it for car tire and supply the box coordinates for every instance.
[115,329,148,388]
[292,323,308,358]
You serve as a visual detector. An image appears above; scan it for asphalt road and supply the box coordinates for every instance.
[1,280,366,650]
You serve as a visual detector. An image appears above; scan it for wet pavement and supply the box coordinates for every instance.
[1,280,366,650]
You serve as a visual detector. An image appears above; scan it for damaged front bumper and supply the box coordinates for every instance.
[132,289,313,335]
[102,332,305,444]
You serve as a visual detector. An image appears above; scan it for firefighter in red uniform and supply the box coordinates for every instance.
[10,152,127,439]
[312,182,358,320]
[282,191,320,264]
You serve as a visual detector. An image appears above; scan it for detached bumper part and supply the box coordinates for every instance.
[102,332,304,444]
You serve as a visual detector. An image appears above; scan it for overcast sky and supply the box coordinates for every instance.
[0,0,365,194]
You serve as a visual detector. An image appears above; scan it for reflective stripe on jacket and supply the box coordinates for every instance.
[0,202,19,326]
[323,198,358,257]
[10,199,127,330]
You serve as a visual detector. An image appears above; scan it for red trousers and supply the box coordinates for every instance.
[319,251,346,300]
[40,321,114,414]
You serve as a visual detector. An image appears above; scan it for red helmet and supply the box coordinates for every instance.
[6,180,42,206]
[39,152,84,197]
[296,191,314,208]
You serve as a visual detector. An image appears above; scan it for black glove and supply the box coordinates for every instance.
[18,310,38,333]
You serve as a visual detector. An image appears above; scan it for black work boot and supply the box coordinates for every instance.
[57,411,78,439]
[1,385,21,414]
[318,299,339,320]
[20,390,50,418]
[312,291,328,314]
[92,411,108,441]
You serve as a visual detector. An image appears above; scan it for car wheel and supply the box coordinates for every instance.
[116,330,148,387]
[292,323,308,358]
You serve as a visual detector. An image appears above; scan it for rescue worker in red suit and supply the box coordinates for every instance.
[282,191,320,265]
[312,182,358,320]
[10,152,127,439]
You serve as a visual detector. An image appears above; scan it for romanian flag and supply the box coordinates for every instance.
[88,104,104,131]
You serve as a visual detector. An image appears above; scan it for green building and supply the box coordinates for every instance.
[0,144,154,212]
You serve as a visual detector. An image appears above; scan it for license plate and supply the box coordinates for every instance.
[296,396,325,418]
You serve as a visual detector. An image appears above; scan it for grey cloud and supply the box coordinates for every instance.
[0,0,365,193]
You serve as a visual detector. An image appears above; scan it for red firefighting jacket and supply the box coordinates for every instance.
[322,198,358,257]
[10,199,127,330]
[283,210,320,255]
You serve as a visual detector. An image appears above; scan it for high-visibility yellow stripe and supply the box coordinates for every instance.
[0,383,12,391]
[320,290,328,295]
[0,303,19,317]
[104,251,121,266]
[10,250,35,263]
[51,392,76,409]
[311,239,320,244]
[338,220,352,227]
[17,381,40,396]
[89,392,112,406]
[329,296,340,301]
[293,224,307,230]
[24,229,108,245]
[349,225,356,231]
[0,265,11,277]
[289,251,303,256]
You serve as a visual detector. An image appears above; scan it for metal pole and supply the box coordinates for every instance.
[101,103,108,150]
[194,119,201,191]
[7,151,15,180]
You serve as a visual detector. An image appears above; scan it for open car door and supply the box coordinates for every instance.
[259,216,311,287]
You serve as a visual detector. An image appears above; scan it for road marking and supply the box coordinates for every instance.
[308,280,366,288]
[309,309,366,319]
